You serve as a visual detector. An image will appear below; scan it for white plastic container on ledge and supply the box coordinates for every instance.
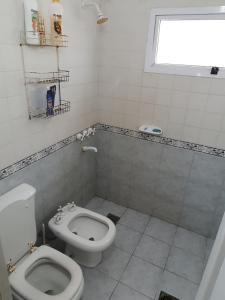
[139,125,163,136]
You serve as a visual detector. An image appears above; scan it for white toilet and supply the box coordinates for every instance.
[49,204,116,267]
[0,184,84,300]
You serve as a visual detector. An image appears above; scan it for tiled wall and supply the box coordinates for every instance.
[0,136,97,231]
[97,0,225,149]
[96,130,225,238]
[0,0,98,170]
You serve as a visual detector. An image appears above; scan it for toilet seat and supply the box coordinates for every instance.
[51,209,116,252]
[9,245,84,300]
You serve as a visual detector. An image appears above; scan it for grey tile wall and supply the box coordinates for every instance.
[96,130,225,238]
[1,127,224,239]
[0,136,97,231]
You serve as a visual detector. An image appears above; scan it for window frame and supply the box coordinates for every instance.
[145,6,225,78]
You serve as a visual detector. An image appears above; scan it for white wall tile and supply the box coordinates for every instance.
[185,110,204,128]
[97,0,225,149]
[141,87,157,104]
[187,93,208,112]
[169,108,186,125]
[156,89,172,107]
[171,91,189,109]
[0,0,98,168]
[201,113,223,131]
[206,95,225,114]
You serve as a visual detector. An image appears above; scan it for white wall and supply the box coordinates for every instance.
[2,0,225,171]
[97,0,225,149]
[0,0,98,170]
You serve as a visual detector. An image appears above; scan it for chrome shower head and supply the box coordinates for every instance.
[81,0,109,25]
[97,15,109,25]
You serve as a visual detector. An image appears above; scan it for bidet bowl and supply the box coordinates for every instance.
[49,207,116,267]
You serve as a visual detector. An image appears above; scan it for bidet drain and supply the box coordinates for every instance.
[73,232,78,235]
[45,290,55,295]
[89,237,95,241]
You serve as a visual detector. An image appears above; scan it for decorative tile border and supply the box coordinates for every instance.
[1,122,225,181]
[96,123,225,158]
[0,126,95,181]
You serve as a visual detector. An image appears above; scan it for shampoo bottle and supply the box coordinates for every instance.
[23,0,40,45]
[50,0,63,46]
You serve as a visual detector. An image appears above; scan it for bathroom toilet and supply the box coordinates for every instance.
[49,204,116,267]
[0,184,84,300]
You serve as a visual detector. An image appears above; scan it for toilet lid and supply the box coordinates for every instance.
[9,245,83,300]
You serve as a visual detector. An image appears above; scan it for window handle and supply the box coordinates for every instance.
[211,67,219,75]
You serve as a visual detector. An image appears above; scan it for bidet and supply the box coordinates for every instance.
[49,205,116,267]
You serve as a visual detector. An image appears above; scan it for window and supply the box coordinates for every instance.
[145,7,225,78]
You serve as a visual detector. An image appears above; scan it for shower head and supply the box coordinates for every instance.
[81,0,108,25]
[97,15,109,25]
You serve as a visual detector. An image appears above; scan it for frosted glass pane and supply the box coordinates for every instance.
[156,20,225,67]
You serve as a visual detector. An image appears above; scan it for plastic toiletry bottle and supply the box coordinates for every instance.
[23,0,40,45]
[38,11,46,46]
[50,0,64,46]
[50,85,57,107]
[46,87,54,116]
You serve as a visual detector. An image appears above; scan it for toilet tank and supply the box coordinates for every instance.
[0,184,36,265]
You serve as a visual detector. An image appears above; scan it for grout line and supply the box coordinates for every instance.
[116,281,154,300]
[109,226,145,299]
[131,254,166,271]
[143,231,176,247]
[163,269,200,287]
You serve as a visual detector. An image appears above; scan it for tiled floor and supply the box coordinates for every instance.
[81,197,214,300]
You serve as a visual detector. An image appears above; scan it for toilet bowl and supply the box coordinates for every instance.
[10,245,84,300]
[0,184,84,300]
[49,204,116,267]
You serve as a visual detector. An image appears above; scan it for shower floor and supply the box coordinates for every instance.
[80,197,214,300]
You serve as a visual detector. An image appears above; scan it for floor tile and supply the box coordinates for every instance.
[111,283,153,300]
[145,217,177,245]
[82,268,117,300]
[174,227,206,259]
[121,256,162,299]
[119,209,150,233]
[166,247,204,284]
[86,198,127,217]
[97,246,131,280]
[100,200,127,217]
[134,235,170,268]
[115,224,142,254]
[85,197,105,212]
[156,271,199,300]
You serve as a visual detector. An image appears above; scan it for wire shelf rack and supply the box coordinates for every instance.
[31,100,71,119]
[20,31,69,47]
[25,70,70,85]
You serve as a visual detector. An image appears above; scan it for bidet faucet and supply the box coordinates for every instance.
[54,206,64,224]
[82,146,98,153]
[68,201,77,211]
[54,213,63,225]
[57,206,63,213]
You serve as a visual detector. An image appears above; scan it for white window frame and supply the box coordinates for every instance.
[145,6,225,78]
